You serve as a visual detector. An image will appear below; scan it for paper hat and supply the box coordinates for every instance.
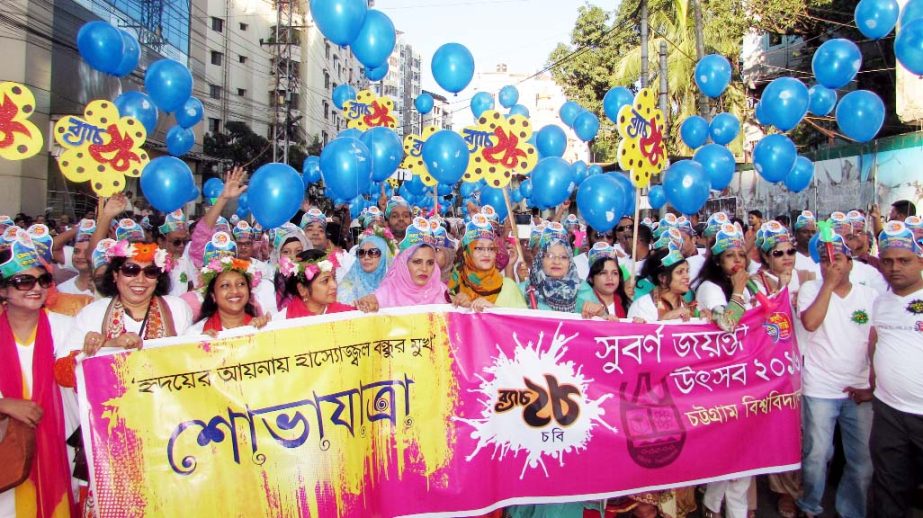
[653,227,684,251]
[203,232,238,265]
[300,207,327,229]
[114,218,145,242]
[399,217,435,251]
[158,209,187,235]
[0,229,42,278]
[214,216,231,235]
[0,215,14,234]
[846,210,866,234]
[232,220,256,241]
[878,220,922,255]
[26,224,53,262]
[564,214,580,228]
[385,196,410,218]
[794,210,816,230]
[829,211,851,236]
[814,229,851,258]
[711,223,746,255]
[91,239,117,271]
[587,242,617,266]
[429,219,450,248]
[462,213,495,247]
[529,223,546,249]
[75,218,96,243]
[675,216,695,235]
[756,220,793,253]
[482,205,500,222]
[539,221,569,249]
[662,248,686,268]
[704,212,729,238]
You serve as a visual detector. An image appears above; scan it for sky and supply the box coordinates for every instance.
[380,0,617,93]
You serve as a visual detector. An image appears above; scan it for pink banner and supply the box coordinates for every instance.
[78,297,801,517]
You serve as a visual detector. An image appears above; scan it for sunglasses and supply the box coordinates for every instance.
[5,273,54,291]
[119,263,163,279]
[616,225,632,233]
[771,249,798,258]
[171,238,190,248]
[356,248,382,258]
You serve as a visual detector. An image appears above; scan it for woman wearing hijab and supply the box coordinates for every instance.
[269,223,312,309]
[450,213,525,311]
[521,223,585,313]
[338,228,395,306]
[431,219,458,286]
[356,218,448,312]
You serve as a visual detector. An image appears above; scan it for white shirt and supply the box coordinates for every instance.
[797,280,877,399]
[627,293,659,322]
[686,254,706,284]
[795,251,820,276]
[56,275,96,297]
[850,259,887,295]
[574,253,590,280]
[68,296,193,353]
[695,280,752,311]
[873,287,923,414]
[168,254,198,297]
[335,248,354,283]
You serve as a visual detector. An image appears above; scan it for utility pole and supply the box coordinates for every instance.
[264,0,297,163]
[692,0,710,120]
[659,41,669,134]
[640,0,649,88]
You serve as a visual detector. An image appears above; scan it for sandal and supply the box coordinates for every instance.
[777,495,797,518]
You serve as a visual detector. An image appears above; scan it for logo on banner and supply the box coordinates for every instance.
[763,312,793,343]
[456,323,616,478]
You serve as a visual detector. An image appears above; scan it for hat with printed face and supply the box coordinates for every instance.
[529,223,546,249]
[429,218,450,248]
[878,220,922,255]
[846,210,866,233]
[829,211,851,237]
[462,213,495,248]
[114,218,145,242]
[711,223,746,255]
[0,229,42,279]
[539,221,569,249]
[361,206,384,228]
[399,217,435,251]
[232,220,256,241]
[0,215,13,234]
[904,215,923,239]
[704,212,729,238]
[203,232,238,265]
[675,216,695,236]
[653,227,684,251]
[654,213,679,239]
[815,228,852,259]
[214,216,231,234]
[26,224,53,263]
[300,207,327,230]
[482,205,500,222]
[587,241,617,267]
[564,214,579,229]
[158,209,187,235]
[75,218,96,243]
[91,238,117,271]
[794,210,816,230]
[385,196,410,218]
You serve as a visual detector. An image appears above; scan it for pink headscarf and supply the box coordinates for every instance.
[375,244,447,308]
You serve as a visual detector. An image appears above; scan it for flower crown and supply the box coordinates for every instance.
[361,225,397,255]
[105,240,173,272]
[278,251,340,282]
[200,256,261,290]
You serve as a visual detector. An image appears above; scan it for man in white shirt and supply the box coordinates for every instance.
[868,221,923,517]
[794,210,821,276]
[796,232,876,518]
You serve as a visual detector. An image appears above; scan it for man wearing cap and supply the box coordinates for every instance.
[385,196,413,241]
[796,231,876,518]
[55,219,98,297]
[844,210,879,270]
[300,207,353,281]
[794,210,820,277]
[831,211,887,294]
[867,221,923,516]
[155,209,197,297]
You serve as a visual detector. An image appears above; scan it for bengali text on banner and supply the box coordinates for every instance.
[77,298,802,517]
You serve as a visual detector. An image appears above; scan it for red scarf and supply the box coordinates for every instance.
[0,310,74,517]
[595,289,627,318]
[283,297,355,318]
[202,312,252,333]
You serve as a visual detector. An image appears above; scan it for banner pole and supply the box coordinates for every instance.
[502,186,525,262]
[629,188,643,286]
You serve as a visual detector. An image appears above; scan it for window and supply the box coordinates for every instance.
[210,51,223,66]
[208,118,220,133]
[209,84,222,99]
[323,101,329,120]
[211,17,223,32]
[237,88,246,97]
[239,55,247,64]
[322,131,329,145]
[239,22,248,31]
[325,41,330,59]
[324,71,330,90]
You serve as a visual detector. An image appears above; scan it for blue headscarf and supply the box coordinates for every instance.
[338,234,393,305]
[528,238,580,312]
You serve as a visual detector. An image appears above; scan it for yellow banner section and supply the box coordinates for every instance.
[84,312,457,517]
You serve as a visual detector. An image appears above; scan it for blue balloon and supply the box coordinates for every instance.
[437,183,453,196]
[518,178,532,198]
[836,90,885,143]
[812,39,862,89]
[319,137,372,200]
[761,77,809,131]
[332,84,357,110]
[166,125,195,156]
[535,125,567,158]
[680,116,709,149]
[753,134,797,183]
[309,0,367,46]
[602,86,634,123]
[471,92,495,118]
[480,187,508,222]
[187,185,200,203]
[609,173,636,216]
[648,184,667,210]
[531,157,574,208]
[365,62,388,81]
[422,130,470,184]
[901,0,923,25]
[460,181,479,198]
[694,54,732,98]
[404,174,427,196]
[77,21,124,75]
[573,111,600,142]
[431,43,474,94]
[175,97,203,129]
[348,196,366,219]
[571,160,589,186]
[576,174,627,232]
[303,156,322,184]
[663,160,710,215]
[808,84,838,116]
[895,18,923,75]
[694,144,735,191]
[784,156,814,193]
[203,177,224,198]
[755,101,770,126]
[350,10,395,68]
[559,101,582,127]
[114,29,140,77]
[508,104,529,118]
[360,127,404,181]
[709,112,740,145]
[414,93,434,114]
[498,85,519,109]
[338,128,363,140]
[855,0,899,39]
[510,188,523,203]
[114,91,159,134]
[144,59,193,113]
[235,204,250,219]
[238,192,249,211]
[588,164,604,176]
[140,156,195,213]
[248,163,304,229]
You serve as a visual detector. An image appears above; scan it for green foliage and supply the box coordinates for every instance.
[204,122,318,169]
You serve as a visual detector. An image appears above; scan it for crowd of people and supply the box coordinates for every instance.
[0,167,921,518]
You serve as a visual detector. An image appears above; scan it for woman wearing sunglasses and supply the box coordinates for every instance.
[449,214,525,312]
[752,221,810,301]
[72,241,193,357]
[338,229,394,306]
[0,232,78,516]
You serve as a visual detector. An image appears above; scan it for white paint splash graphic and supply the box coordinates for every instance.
[455,323,617,479]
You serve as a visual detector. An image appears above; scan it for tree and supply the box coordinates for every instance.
[203,122,272,169]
